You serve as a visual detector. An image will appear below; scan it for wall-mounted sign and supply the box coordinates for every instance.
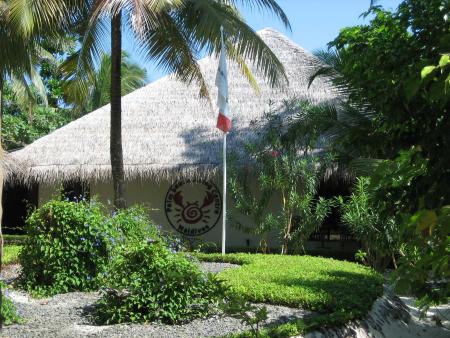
[164,180,222,236]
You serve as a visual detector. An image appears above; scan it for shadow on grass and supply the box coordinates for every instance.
[271,269,383,313]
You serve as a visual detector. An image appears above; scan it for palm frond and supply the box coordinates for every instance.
[221,0,291,31]
[134,8,210,98]
[175,0,288,88]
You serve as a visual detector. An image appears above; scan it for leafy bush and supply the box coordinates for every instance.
[18,199,112,296]
[94,237,224,324]
[337,177,401,271]
[394,206,450,312]
[106,205,160,243]
[1,284,21,325]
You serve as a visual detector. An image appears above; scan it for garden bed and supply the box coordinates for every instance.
[1,261,314,338]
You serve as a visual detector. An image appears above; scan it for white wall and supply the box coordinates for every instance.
[38,178,357,254]
[89,178,276,250]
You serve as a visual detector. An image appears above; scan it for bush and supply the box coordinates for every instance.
[95,236,224,324]
[1,284,21,325]
[18,199,112,296]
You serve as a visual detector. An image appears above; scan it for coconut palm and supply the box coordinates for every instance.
[67,51,147,114]
[9,0,291,209]
[307,48,381,178]
[0,0,53,327]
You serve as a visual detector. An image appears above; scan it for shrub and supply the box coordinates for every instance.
[95,236,224,324]
[19,199,112,296]
[228,103,334,255]
[1,284,21,325]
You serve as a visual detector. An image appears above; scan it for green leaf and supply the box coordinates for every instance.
[439,54,450,68]
[421,65,436,79]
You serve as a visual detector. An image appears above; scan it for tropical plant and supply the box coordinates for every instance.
[2,105,74,150]
[337,177,401,271]
[19,198,112,296]
[310,0,450,309]
[94,237,224,324]
[394,205,450,313]
[67,51,147,114]
[9,0,291,209]
[0,0,63,326]
[229,101,334,254]
[0,283,21,326]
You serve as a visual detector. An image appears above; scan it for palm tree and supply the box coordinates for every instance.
[67,51,147,114]
[0,0,54,327]
[307,48,381,178]
[9,0,291,209]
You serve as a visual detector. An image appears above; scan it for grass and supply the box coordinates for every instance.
[4,234,27,245]
[197,253,384,337]
[3,245,22,265]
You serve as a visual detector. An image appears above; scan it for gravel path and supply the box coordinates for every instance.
[1,263,314,338]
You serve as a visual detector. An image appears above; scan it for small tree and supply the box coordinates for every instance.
[229,101,334,254]
[338,177,401,271]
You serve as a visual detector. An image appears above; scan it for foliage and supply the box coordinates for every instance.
[393,206,450,313]
[38,34,77,107]
[66,51,147,114]
[94,236,224,324]
[11,0,291,100]
[197,253,383,316]
[2,106,75,150]
[18,198,112,296]
[3,245,21,265]
[221,295,268,338]
[308,0,450,310]
[0,284,21,326]
[337,177,401,271]
[328,0,450,205]
[420,53,450,107]
[229,101,334,254]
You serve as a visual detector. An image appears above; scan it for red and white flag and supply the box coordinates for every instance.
[216,32,231,133]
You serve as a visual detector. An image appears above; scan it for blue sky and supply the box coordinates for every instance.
[121,0,403,83]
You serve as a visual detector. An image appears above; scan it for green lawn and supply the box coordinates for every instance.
[4,245,22,265]
[197,253,384,337]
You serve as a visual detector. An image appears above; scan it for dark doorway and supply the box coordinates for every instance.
[306,178,359,260]
[62,180,90,202]
[2,182,38,234]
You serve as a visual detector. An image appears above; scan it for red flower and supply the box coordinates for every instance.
[270,150,279,158]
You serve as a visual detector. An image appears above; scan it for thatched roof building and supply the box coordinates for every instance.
[10,29,338,184]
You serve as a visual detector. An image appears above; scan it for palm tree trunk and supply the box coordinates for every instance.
[110,11,126,209]
[0,73,4,329]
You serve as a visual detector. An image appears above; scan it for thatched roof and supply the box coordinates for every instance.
[10,29,338,184]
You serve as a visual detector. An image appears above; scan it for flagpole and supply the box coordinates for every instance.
[218,25,227,256]
[222,132,227,255]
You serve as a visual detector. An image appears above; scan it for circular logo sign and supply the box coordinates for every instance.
[164,180,222,236]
